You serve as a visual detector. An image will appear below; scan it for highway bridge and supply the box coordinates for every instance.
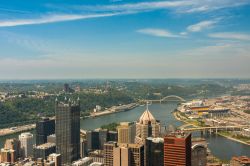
[142,95,186,103]
[181,125,249,134]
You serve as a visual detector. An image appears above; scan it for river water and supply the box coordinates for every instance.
[0,103,249,160]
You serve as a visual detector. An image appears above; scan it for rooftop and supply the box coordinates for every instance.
[35,143,56,149]
[232,156,250,164]
[138,104,156,124]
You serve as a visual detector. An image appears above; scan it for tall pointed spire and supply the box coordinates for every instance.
[146,101,149,110]
[138,103,156,124]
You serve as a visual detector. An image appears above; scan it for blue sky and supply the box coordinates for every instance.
[0,0,250,79]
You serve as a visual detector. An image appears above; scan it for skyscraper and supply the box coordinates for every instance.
[33,143,56,159]
[135,105,160,144]
[117,122,135,144]
[19,132,34,158]
[104,141,117,166]
[86,129,118,151]
[48,153,62,166]
[114,143,144,166]
[0,148,15,163]
[146,137,164,166]
[191,144,207,166]
[113,145,130,166]
[55,98,80,164]
[164,132,192,166]
[36,117,55,145]
[64,83,70,92]
[4,138,21,159]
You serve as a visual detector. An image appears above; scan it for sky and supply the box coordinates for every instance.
[0,0,250,79]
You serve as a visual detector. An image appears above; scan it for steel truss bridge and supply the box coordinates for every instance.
[144,95,186,103]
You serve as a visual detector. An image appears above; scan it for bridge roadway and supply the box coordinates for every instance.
[182,125,249,132]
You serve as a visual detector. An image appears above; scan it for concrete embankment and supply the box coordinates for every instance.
[0,124,36,137]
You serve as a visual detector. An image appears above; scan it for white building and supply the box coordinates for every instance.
[72,157,93,166]
[19,132,33,158]
[242,128,250,137]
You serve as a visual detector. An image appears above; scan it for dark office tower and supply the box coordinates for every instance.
[99,129,108,150]
[108,131,118,142]
[36,118,55,145]
[164,132,192,166]
[64,83,70,92]
[86,130,99,150]
[55,98,80,164]
[146,137,164,166]
[33,143,56,159]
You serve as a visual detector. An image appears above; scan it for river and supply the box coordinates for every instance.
[0,103,249,160]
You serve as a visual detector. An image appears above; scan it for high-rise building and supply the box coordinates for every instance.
[86,129,118,151]
[55,98,80,164]
[135,105,160,144]
[113,145,130,166]
[103,142,144,166]
[108,131,118,142]
[104,141,117,166]
[128,143,144,166]
[99,129,108,150]
[86,130,101,150]
[64,83,70,92]
[36,117,55,145]
[19,132,34,158]
[4,138,21,159]
[117,122,135,144]
[146,137,164,166]
[72,157,94,166]
[48,153,61,166]
[80,139,87,158]
[0,148,15,163]
[164,132,192,166]
[191,143,207,166]
[115,143,144,166]
[33,143,56,159]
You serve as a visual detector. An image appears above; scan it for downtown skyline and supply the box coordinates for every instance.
[0,0,250,79]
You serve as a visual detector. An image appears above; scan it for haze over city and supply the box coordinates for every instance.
[0,0,250,79]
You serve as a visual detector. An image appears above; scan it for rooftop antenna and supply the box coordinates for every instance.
[146,101,149,110]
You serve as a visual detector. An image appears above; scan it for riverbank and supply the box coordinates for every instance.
[0,124,35,137]
[173,111,250,146]
[0,103,139,137]
[89,103,138,118]
[218,131,250,146]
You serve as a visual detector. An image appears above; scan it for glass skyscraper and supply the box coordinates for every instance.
[55,98,80,164]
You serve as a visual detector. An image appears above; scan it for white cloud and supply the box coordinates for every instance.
[72,0,250,13]
[0,12,127,27]
[208,32,250,41]
[187,19,218,32]
[1,0,249,27]
[180,32,187,35]
[137,28,180,38]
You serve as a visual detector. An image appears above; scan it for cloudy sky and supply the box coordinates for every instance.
[0,0,250,79]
